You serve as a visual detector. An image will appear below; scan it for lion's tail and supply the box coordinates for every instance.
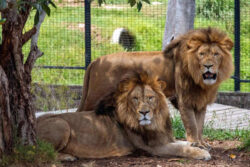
[77,60,96,112]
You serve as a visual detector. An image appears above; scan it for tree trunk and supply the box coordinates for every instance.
[0,5,36,155]
[162,0,196,49]
[0,66,13,155]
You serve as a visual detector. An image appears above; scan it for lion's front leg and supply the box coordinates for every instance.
[178,105,199,144]
[195,107,211,150]
[150,142,211,160]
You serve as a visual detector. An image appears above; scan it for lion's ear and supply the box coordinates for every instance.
[118,81,127,92]
[158,80,166,90]
[118,80,133,93]
[187,39,202,50]
[220,37,234,51]
[163,37,182,59]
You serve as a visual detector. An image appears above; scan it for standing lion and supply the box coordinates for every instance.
[77,28,233,148]
[37,72,211,161]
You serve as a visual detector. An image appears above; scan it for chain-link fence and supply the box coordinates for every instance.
[23,1,86,85]
[239,0,250,91]
[22,0,249,92]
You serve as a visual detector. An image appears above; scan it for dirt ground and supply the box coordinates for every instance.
[59,140,249,167]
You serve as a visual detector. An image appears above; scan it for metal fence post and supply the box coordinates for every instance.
[85,0,91,69]
[234,0,240,91]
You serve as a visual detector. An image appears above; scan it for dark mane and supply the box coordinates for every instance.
[95,92,115,117]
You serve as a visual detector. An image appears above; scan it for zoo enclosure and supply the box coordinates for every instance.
[29,0,249,92]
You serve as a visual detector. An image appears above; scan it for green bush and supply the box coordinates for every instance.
[239,132,250,152]
[171,116,185,139]
[196,0,234,19]
[0,140,56,167]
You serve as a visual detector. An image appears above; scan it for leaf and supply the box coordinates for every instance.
[128,0,136,7]
[41,3,51,16]
[0,0,7,10]
[137,1,142,12]
[49,0,57,8]
[229,154,236,159]
[34,10,39,25]
[142,0,150,4]
[167,158,182,162]
[0,18,6,25]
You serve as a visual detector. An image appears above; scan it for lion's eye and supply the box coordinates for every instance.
[148,96,154,101]
[214,53,219,57]
[132,97,138,102]
[199,52,204,57]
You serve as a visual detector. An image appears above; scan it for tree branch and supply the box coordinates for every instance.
[24,9,46,74]
[19,0,35,29]
[24,46,43,74]
[22,27,37,45]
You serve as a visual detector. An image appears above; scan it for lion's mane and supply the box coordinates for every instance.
[164,28,233,110]
[96,72,174,144]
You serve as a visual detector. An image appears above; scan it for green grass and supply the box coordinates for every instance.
[2,1,250,91]
[172,116,250,147]
[0,140,57,167]
[171,116,186,139]
[240,134,250,151]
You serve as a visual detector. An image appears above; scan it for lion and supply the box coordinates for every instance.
[77,28,234,148]
[37,72,211,161]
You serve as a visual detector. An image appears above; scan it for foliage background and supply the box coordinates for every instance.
[1,0,249,91]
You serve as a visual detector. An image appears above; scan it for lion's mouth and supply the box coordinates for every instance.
[202,72,217,80]
[139,119,151,126]
[139,115,151,126]
[202,72,217,85]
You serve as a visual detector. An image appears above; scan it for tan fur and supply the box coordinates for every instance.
[77,28,233,148]
[164,28,233,147]
[37,73,211,161]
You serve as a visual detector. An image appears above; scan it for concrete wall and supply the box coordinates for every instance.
[216,92,250,109]
[32,84,250,111]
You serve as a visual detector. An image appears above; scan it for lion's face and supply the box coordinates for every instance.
[184,28,234,88]
[115,73,169,131]
[197,44,223,85]
[128,85,158,126]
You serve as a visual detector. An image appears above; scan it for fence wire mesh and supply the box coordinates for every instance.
[239,0,250,91]
[20,0,249,92]
[23,2,86,85]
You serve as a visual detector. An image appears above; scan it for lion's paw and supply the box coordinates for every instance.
[191,142,210,151]
[193,148,211,161]
[198,150,211,161]
[201,141,212,151]
[57,153,77,161]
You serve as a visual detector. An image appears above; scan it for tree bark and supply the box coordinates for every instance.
[0,66,13,155]
[162,0,196,49]
[0,0,46,156]
[0,2,37,151]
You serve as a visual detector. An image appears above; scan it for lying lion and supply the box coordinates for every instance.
[77,28,234,149]
[37,72,211,161]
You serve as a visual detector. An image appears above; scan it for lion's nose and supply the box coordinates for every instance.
[204,64,213,69]
[139,110,149,115]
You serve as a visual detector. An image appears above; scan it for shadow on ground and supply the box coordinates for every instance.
[60,140,249,167]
